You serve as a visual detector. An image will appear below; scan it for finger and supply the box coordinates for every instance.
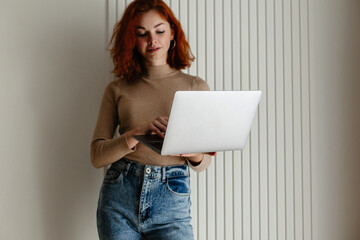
[153,119,167,133]
[205,152,217,156]
[156,116,168,127]
[180,153,197,157]
[149,123,165,138]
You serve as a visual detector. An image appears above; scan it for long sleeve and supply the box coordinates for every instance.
[90,66,215,169]
[191,76,210,92]
[90,83,136,168]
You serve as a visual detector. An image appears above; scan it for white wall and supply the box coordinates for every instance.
[0,0,107,239]
[1,0,359,239]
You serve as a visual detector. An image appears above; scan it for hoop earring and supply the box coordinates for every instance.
[171,39,176,49]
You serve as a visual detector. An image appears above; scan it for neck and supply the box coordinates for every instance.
[143,64,176,78]
[144,60,167,67]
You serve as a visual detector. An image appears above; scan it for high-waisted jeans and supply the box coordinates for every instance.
[96,158,194,240]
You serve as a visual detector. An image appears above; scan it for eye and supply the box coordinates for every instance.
[136,32,147,37]
[157,31,165,34]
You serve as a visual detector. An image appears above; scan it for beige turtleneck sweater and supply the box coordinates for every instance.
[90,64,211,172]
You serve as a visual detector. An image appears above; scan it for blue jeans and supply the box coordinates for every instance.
[96,158,194,240]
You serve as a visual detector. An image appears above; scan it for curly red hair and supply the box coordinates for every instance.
[108,0,194,80]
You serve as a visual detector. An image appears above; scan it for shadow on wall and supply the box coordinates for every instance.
[337,2,360,237]
[314,1,360,239]
[28,16,107,239]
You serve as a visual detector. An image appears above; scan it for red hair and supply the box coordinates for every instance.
[108,0,194,80]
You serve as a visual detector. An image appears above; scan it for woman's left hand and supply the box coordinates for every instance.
[178,153,200,158]
[176,153,204,165]
[172,152,216,158]
[172,153,208,164]
[170,153,201,158]
[171,152,216,165]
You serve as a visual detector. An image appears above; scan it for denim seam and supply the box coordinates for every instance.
[165,180,191,197]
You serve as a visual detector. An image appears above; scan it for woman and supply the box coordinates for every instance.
[91,0,213,239]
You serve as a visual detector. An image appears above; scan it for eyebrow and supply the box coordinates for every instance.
[136,23,165,30]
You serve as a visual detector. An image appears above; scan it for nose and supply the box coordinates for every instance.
[147,33,157,45]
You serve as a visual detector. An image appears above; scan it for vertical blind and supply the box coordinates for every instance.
[107,0,313,239]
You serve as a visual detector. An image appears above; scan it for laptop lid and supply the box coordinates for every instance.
[160,90,262,155]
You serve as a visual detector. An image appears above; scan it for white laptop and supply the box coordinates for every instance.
[133,91,262,155]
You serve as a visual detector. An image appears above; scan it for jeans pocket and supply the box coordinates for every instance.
[103,162,127,184]
[166,176,191,197]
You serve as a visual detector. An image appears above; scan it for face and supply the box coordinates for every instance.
[135,10,174,66]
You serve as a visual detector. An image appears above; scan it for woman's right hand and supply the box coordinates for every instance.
[136,116,169,138]
[126,116,169,149]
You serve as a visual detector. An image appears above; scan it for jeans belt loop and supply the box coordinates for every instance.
[161,167,166,183]
[124,161,131,176]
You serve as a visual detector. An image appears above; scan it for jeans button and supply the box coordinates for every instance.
[145,167,151,174]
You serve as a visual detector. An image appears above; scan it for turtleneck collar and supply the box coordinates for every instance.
[143,64,178,78]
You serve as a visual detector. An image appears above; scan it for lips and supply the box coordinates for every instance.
[147,47,160,53]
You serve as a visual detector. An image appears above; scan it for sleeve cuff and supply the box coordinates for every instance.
[123,132,137,152]
[186,154,212,172]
